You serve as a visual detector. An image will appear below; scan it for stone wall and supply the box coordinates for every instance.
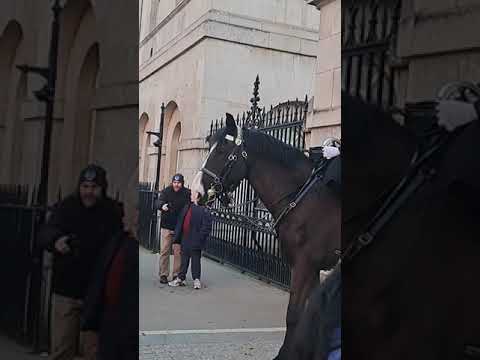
[304,0,341,148]
[397,0,480,103]
[0,0,138,205]
[139,0,320,186]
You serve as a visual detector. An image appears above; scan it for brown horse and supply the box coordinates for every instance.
[342,92,480,360]
[192,113,341,360]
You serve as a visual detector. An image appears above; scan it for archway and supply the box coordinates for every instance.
[169,121,182,180]
[71,43,99,178]
[0,20,23,183]
[139,112,150,182]
[58,1,99,194]
[9,77,27,184]
[161,103,182,187]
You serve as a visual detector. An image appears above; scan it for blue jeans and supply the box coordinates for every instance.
[328,327,341,360]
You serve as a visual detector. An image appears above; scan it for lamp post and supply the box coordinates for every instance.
[147,102,165,192]
[16,0,62,206]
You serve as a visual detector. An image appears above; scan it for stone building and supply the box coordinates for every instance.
[342,0,480,109]
[397,0,480,103]
[0,0,138,203]
[304,0,341,144]
[139,0,326,186]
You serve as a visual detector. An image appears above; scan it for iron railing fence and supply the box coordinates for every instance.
[138,182,160,252]
[204,78,308,289]
[342,0,402,108]
[0,185,48,351]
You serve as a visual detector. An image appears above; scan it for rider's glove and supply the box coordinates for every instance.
[436,100,478,132]
[322,146,340,160]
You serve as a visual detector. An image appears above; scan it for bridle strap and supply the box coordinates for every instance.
[341,132,451,262]
[201,127,248,197]
[271,158,330,229]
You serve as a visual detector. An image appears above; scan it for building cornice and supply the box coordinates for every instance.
[304,0,335,10]
[139,10,319,82]
[140,0,192,46]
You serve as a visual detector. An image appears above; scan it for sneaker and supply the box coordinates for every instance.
[159,275,168,284]
[168,278,186,287]
[193,279,201,290]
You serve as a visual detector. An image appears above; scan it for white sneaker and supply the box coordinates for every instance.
[168,278,186,287]
[193,279,201,289]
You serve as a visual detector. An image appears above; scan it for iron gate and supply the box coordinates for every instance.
[0,185,49,351]
[204,77,308,289]
[138,182,160,252]
[342,0,402,107]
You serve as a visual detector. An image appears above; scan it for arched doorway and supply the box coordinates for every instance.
[162,103,182,187]
[169,122,182,179]
[9,77,27,184]
[0,20,23,183]
[58,0,99,194]
[71,43,99,177]
[139,112,150,182]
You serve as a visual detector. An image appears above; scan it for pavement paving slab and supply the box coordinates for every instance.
[139,247,289,359]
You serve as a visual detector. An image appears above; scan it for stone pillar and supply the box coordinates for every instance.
[305,0,341,148]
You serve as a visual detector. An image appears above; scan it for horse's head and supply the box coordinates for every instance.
[192,113,249,207]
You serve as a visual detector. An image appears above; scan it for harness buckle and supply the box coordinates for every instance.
[358,232,374,246]
[228,154,237,161]
[241,151,248,159]
[289,202,297,208]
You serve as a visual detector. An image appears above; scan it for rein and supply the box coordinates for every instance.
[341,130,452,262]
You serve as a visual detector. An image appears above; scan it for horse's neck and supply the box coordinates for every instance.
[343,122,417,241]
[247,157,312,216]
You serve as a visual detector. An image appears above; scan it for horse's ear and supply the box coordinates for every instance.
[225,113,236,133]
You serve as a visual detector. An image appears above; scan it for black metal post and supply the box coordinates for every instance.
[38,0,62,206]
[17,0,62,206]
[147,103,165,192]
[155,103,165,191]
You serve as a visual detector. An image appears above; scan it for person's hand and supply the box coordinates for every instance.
[161,204,169,211]
[436,100,478,132]
[322,146,340,159]
[54,235,71,254]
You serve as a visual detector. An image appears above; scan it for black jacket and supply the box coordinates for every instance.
[81,231,139,360]
[38,194,123,299]
[174,204,213,250]
[156,186,191,230]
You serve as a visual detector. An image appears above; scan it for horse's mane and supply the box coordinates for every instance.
[210,126,312,170]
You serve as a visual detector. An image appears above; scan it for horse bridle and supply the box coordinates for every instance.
[201,125,248,203]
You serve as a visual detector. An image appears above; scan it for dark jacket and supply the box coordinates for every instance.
[156,185,191,230]
[38,194,123,299]
[324,156,341,194]
[82,231,139,360]
[173,204,213,250]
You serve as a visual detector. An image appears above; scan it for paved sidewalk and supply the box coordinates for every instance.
[0,335,41,359]
[139,247,289,359]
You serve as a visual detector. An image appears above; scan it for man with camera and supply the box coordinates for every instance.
[39,164,123,360]
[156,173,191,284]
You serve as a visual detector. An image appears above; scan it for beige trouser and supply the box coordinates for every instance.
[159,228,182,278]
[49,294,98,360]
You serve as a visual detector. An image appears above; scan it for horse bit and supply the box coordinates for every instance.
[201,125,248,204]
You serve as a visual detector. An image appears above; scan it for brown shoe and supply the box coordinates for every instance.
[159,275,168,284]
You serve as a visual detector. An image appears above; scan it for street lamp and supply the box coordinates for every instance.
[147,102,165,191]
[16,0,62,206]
